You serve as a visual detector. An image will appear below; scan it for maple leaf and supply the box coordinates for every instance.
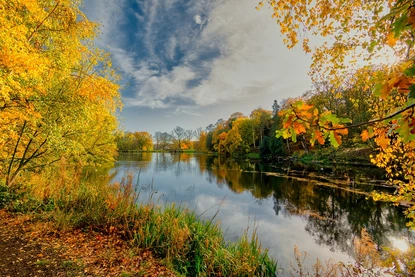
[386,32,397,47]
[293,122,307,134]
[380,84,391,99]
[375,135,390,149]
[361,130,370,141]
[315,130,325,145]
[335,126,348,135]
[329,131,340,148]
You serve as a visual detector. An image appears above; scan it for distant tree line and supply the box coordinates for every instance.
[117,79,372,158]
[116,132,153,151]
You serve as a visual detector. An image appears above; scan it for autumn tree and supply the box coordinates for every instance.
[159,132,173,150]
[258,0,415,224]
[116,131,152,151]
[238,118,256,149]
[250,108,272,146]
[211,120,229,154]
[0,0,122,186]
[180,129,195,150]
[227,112,246,128]
[135,132,153,151]
[214,132,228,155]
[171,126,185,150]
[294,69,376,147]
[196,131,208,152]
[223,118,249,155]
[154,131,162,150]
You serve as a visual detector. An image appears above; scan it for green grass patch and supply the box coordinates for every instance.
[131,203,277,276]
[244,152,260,159]
[35,259,51,267]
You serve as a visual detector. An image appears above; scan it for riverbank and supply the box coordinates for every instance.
[0,209,174,276]
[0,168,277,276]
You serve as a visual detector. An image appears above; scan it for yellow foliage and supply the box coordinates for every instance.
[0,0,122,186]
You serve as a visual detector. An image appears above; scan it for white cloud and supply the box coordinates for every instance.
[110,47,137,75]
[174,107,202,117]
[194,14,203,25]
[167,36,178,60]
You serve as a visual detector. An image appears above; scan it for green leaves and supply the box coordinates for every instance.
[329,131,339,148]
[403,66,415,77]
[408,84,415,99]
[405,66,415,99]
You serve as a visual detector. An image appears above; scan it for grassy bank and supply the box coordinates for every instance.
[0,167,277,276]
[296,147,374,165]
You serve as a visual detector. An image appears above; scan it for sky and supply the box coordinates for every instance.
[82,0,313,135]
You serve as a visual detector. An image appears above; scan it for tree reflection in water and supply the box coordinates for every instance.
[112,153,412,265]
[199,154,409,259]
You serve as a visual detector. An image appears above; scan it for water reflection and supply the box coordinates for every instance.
[112,152,413,273]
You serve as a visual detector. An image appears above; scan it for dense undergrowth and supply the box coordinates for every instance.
[295,147,374,165]
[0,164,277,276]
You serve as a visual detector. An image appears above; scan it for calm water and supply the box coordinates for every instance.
[110,152,413,275]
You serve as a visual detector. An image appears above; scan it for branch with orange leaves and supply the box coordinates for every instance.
[290,103,415,131]
[278,100,415,148]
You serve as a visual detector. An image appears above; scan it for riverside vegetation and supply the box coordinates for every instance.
[0,163,277,276]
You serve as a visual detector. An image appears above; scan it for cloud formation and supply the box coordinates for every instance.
[83,0,312,132]
[86,0,310,106]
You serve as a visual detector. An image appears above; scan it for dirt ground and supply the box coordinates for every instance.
[0,209,176,277]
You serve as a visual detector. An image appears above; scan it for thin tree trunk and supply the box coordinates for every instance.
[6,121,26,186]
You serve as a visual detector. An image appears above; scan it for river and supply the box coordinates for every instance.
[109,152,413,275]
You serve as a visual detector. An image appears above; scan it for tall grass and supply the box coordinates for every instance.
[3,162,278,276]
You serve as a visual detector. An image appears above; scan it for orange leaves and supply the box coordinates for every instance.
[255,1,264,10]
[386,32,397,47]
[361,130,370,141]
[410,118,415,134]
[218,132,228,141]
[330,131,342,147]
[315,130,325,145]
[293,121,307,135]
[334,125,348,135]
[277,100,351,148]
[408,7,415,28]
[310,130,325,146]
[374,62,415,100]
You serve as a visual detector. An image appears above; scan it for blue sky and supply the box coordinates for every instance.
[83,0,312,135]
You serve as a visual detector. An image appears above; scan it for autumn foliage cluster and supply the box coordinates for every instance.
[203,109,273,156]
[258,0,415,226]
[116,131,153,152]
[0,0,122,186]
